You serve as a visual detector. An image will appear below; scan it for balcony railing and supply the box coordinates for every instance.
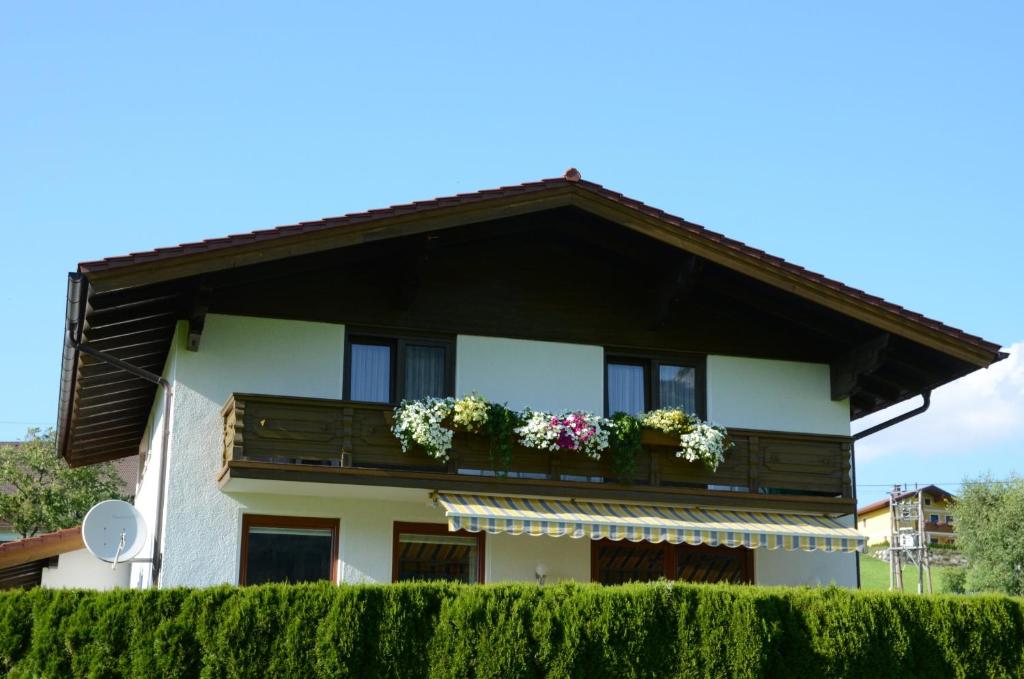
[221,394,854,510]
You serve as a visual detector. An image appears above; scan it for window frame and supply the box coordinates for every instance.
[391,521,486,584]
[589,539,753,584]
[603,349,707,418]
[343,330,455,405]
[239,514,340,586]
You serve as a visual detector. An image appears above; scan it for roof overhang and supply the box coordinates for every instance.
[0,526,85,569]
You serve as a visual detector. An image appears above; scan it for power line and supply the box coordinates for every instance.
[858,480,1021,487]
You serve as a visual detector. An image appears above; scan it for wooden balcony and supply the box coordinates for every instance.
[219,394,855,515]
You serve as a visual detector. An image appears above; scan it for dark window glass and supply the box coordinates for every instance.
[404,345,446,400]
[593,541,666,584]
[244,526,334,585]
[592,540,751,585]
[605,354,704,417]
[396,532,481,583]
[659,364,696,413]
[672,545,749,584]
[350,343,392,402]
[607,363,645,414]
[930,514,939,523]
[946,516,954,525]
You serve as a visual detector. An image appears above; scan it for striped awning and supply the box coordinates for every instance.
[436,493,865,554]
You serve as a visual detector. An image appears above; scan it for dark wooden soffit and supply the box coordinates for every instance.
[77,173,1003,367]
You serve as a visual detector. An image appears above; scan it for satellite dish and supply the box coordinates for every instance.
[82,500,147,563]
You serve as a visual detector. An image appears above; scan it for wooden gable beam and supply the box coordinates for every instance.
[649,254,703,330]
[831,334,890,401]
[186,284,212,351]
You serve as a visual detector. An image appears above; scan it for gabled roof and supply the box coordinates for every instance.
[857,485,956,516]
[0,526,84,568]
[57,170,1007,465]
[74,171,1003,363]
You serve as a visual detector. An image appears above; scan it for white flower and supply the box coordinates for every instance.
[391,397,455,461]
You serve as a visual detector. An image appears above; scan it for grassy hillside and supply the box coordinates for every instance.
[860,553,952,592]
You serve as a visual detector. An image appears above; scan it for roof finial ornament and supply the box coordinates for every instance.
[563,167,581,182]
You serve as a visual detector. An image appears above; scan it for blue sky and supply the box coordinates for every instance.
[1,3,1021,504]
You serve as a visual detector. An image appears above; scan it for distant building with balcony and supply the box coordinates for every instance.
[54,171,1001,589]
[857,485,957,547]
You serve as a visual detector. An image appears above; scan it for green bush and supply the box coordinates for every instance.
[0,582,1021,678]
[942,568,968,595]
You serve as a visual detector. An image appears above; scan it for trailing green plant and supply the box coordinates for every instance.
[1,582,1023,678]
[483,402,521,476]
[607,411,643,484]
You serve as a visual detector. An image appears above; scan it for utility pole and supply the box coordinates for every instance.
[920,487,934,594]
[888,484,931,594]
[916,487,924,594]
[889,485,902,591]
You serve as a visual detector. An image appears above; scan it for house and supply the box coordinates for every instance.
[858,485,957,547]
[0,526,130,590]
[54,170,1005,589]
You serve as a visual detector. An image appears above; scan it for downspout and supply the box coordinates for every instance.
[65,273,172,589]
[850,390,931,588]
[852,391,932,441]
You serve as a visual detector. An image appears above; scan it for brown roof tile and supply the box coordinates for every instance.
[0,526,84,568]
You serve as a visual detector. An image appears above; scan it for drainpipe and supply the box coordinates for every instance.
[852,391,931,441]
[850,390,931,589]
[66,273,172,588]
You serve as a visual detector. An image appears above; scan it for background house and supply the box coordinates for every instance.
[857,485,957,546]
[0,525,129,590]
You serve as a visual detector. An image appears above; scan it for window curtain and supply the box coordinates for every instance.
[659,364,695,413]
[350,343,391,402]
[404,345,446,400]
[607,363,645,414]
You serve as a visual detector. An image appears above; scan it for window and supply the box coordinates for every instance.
[925,498,932,505]
[929,514,939,524]
[591,540,751,584]
[946,516,954,525]
[392,522,484,583]
[239,515,338,585]
[605,352,705,417]
[345,333,454,404]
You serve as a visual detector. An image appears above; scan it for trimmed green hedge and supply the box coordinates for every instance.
[1,582,1022,678]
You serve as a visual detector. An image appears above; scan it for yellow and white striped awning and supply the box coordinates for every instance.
[437,493,865,554]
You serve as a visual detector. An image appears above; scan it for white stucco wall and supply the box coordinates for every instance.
[486,533,590,583]
[157,314,346,587]
[753,514,859,587]
[455,335,604,413]
[41,548,130,590]
[217,485,591,584]
[144,315,857,588]
[707,355,850,435]
[129,344,177,589]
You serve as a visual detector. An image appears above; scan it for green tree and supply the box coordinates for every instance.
[949,474,1024,595]
[0,429,127,538]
